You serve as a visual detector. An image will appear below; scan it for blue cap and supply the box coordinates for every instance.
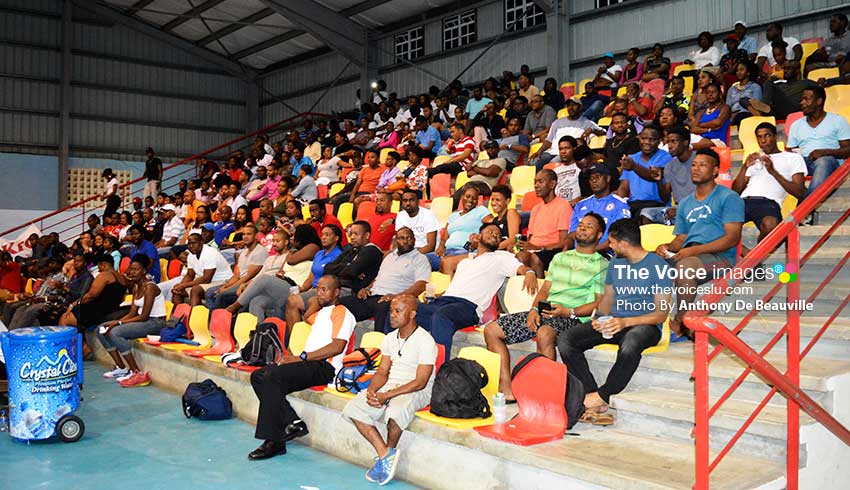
[602,52,615,59]
[201,222,216,231]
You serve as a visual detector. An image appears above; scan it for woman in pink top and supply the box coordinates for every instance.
[619,47,644,85]
[377,121,399,149]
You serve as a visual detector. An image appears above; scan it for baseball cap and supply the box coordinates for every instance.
[567,95,583,105]
[368,121,377,129]
[734,20,747,28]
[132,197,142,204]
[602,52,615,59]
[724,33,739,42]
[160,204,177,212]
[587,164,611,176]
[201,222,216,231]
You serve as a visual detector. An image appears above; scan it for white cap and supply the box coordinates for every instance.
[368,122,377,129]
[160,204,177,212]
[734,20,747,28]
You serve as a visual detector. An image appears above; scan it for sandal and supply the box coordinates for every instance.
[579,411,614,426]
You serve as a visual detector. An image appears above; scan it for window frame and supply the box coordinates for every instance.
[442,10,478,51]
[394,26,425,61]
[504,0,546,32]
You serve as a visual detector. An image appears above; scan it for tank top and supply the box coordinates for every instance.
[699,107,730,144]
[79,273,125,323]
[490,212,510,241]
[134,283,166,319]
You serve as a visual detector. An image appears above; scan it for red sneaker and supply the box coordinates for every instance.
[119,371,152,388]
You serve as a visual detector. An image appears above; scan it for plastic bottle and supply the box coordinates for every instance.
[0,409,7,432]
[492,392,507,424]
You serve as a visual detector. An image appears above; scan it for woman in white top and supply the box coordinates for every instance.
[688,31,721,69]
[101,168,121,219]
[315,145,341,184]
[98,254,166,385]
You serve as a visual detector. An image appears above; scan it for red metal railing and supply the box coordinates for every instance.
[0,112,332,241]
[686,158,850,489]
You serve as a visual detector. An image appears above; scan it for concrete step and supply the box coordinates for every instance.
[611,387,814,463]
[721,317,850,360]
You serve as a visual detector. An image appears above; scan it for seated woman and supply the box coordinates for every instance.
[726,61,763,126]
[619,48,644,86]
[97,254,167,387]
[426,186,490,271]
[219,204,251,264]
[657,106,714,151]
[59,252,127,330]
[284,223,343,329]
[393,148,429,201]
[271,177,294,216]
[482,184,522,251]
[688,70,721,124]
[275,199,306,234]
[255,215,276,255]
[690,82,731,147]
[377,121,399,149]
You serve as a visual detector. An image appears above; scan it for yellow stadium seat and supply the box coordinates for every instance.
[597,117,612,127]
[825,85,850,114]
[683,76,695,96]
[588,135,606,149]
[329,182,345,198]
[338,202,354,228]
[325,331,386,399]
[556,108,569,119]
[477,150,489,160]
[160,259,169,281]
[595,318,670,354]
[616,86,628,97]
[24,278,33,295]
[429,197,454,228]
[737,116,775,157]
[800,42,819,73]
[302,206,311,220]
[164,300,174,320]
[673,63,695,76]
[807,67,840,82]
[509,165,537,197]
[379,147,393,164]
[396,160,409,171]
[163,305,211,351]
[578,78,593,95]
[640,224,676,252]
[454,171,470,192]
[416,346,499,429]
[432,155,452,167]
[501,275,543,314]
[288,322,312,355]
[781,194,798,219]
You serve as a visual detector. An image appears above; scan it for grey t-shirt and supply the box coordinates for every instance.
[524,106,557,135]
[545,117,600,155]
[469,158,507,189]
[664,152,697,204]
[372,249,431,296]
[238,244,269,278]
[605,253,673,329]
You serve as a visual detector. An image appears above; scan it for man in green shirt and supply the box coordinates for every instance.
[482,213,607,402]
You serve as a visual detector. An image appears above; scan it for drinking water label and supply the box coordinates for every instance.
[1,327,80,440]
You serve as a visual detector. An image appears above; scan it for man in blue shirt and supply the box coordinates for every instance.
[464,86,492,119]
[414,116,442,159]
[290,146,315,178]
[558,218,672,424]
[569,164,631,253]
[123,225,161,281]
[617,125,673,218]
[213,205,236,247]
[657,148,744,339]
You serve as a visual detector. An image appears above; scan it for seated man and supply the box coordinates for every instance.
[366,192,396,252]
[248,275,355,460]
[558,218,672,424]
[171,234,234,307]
[523,94,557,143]
[394,190,438,255]
[418,222,539,360]
[787,86,850,207]
[428,122,476,180]
[205,223,267,309]
[616,125,673,218]
[450,140,506,210]
[8,254,92,330]
[530,96,605,169]
[307,199,347,246]
[640,125,696,225]
[656,149,744,338]
[518,169,573,273]
[155,204,185,259]
[339,227,430,332]
[733,122,806,252]
[484,213,608,401]
[342,295,437,485]
[568,165,631,253]
[751,60,815,120]
[548,136,582,202]
[497,117,531,171]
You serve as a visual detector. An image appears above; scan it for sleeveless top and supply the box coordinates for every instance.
[699,107,730,144]
[134,283,166,319]
[77,273,125,324]
[490,212,510,241]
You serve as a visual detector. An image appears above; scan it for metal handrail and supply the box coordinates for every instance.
[687,157,850,490]
[0,111,332,239]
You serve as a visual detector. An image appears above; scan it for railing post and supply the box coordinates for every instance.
[81,202,85,234]
[786,227,801,490]
[694,328,710,490]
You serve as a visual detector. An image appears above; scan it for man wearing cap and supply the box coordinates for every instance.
[724,21,758,58]
[720,33,752,86]
[143,147,163,200]
[530,96,605,169]
[132,197,143,211]
[155,204,186,259]
[568,164,631,252]
[200,222,219,249]
[593,52,623,90]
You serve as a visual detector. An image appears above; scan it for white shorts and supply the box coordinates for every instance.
[342,384,432,430]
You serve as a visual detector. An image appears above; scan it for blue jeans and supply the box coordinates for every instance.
[535,152,557,171]
[426,248,468,270]
[416,296,479,361]
[804,155,841,199]
[582,100,605,122]
[97,318,165,355]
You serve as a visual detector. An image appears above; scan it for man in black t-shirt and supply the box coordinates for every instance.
[143,147,163,200]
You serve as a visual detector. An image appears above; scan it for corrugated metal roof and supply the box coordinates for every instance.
[101,0,461,71]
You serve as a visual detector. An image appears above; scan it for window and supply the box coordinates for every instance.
[395,26,424,61]
[505,0,545,31]
[443,11,477,50]
[596,0,632,7]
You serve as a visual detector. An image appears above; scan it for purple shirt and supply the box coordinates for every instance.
[250,175,281,201]
[378,167,401,189]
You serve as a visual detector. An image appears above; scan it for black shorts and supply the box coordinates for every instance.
[744,197,782,228]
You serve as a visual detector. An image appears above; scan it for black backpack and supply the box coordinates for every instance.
[512,353,586,430]
[240,322,285,366]
[182,379,232,420]
[429,358,492,419]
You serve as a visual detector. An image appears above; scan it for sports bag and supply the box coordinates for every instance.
[511,352,586,430]
[182,379,232,420]
[333,347,381,394]
[429,358,491,419]
[240,321,285,366]
[159,314,188,342]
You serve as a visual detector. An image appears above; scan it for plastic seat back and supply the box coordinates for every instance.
[459,347,500,411]
[360,331,385,349]
[430,174,451,198]
[119,257,130,273]
[171,303,192,324]
[808,67,840,82]
[640,224,676,252]
[510,166,536,197]
[502,276,543,314]
[288,322,312,356]
[209,309,235,351]
[454,171,470,192]
[357,200,377,220]
[188,305,211,347]
[329,182,345,197]
[167,259,182,281]
[233,312,259,349]
[737,116,775,157]
[800,42,819,72]
[712,146,732,175]
[338,202,354,228]
[429,197,454,228]
[520,190,542,212]
[784,112,803,139]
[160,259,169,281]
[263,317,288,349]
[432,155,452,167]
[164,300,174,320]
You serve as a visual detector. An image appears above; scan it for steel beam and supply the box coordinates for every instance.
[71,0,256,80]
[124,0,156,16]
[59,0,72,209]
[230,29,306,60]
[245,82,260,134]
[545,0,568,85]
[257,0,365,64]
[161,0,228,32]
[196,8,274,46]
[531,0,554,14]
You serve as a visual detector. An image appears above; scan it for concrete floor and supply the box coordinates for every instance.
[1,364,416,490]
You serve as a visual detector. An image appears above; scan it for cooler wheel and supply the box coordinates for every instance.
[57,415,85,443]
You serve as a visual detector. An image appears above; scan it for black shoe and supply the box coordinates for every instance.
[282,420,309,442]
[248,440,287,460]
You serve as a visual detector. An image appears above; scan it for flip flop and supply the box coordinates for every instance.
[579,411,614,426]
[505,399,517,405]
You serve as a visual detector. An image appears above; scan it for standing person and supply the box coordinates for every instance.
[102,168,121,219]
[558,219,672,425]
[143,147,163,200]
[342,295,437,485]
[248,275,355,460]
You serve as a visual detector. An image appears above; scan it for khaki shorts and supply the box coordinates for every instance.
[342,384,432,430]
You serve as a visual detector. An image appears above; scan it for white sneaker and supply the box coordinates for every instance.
[115,371,135,382]
[103,366,130,379]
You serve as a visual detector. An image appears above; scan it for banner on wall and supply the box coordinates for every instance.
[0,225,42,258]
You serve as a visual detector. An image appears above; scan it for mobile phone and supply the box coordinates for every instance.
[537,301,552,313]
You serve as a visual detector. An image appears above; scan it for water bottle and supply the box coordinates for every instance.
[492,392,507,424]
[424,283,436,303]
[0,409,8,433]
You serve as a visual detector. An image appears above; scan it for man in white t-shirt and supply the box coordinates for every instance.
[394,190,439,254]
[733,122,806,248]
[756,21,801,68]
[171,233,233,307]
[593,52,622,89]
[205,223,268,309]
[342,295,437,485]
[417,222,539,360]
[248,275,355,461]
[552,136,582,201]
[155,204,185,258]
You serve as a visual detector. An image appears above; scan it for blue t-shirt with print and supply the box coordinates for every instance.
[621,149,673,203]
[673,185,744,265]
[569,194,631,243]
[605,252,673,329]
[311,246,343,287]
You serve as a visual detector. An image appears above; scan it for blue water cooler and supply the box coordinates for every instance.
[0,326,85,442]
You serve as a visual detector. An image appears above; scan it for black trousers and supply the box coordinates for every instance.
[104,194,121,219]
[428,162,463,178]
[557,321,661,403]
[251,360,335,441]
[338,294,392,332]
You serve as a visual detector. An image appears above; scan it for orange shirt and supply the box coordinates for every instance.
[528,197,572,249]
[357,165,384,194]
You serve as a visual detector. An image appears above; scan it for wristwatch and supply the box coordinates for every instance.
[300,351,308,362]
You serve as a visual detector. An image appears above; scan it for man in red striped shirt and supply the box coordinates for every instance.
[427,122,478,180]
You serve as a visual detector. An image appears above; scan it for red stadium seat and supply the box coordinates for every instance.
[430,174,451,198]
[119,256,130,273]
[183,309,234,357]
[784,112,803,139]
[167,259,182,281]
[357,200,377,220]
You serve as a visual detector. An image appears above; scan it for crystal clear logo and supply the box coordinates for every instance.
[773,263,798,284]
[19,348,78,382]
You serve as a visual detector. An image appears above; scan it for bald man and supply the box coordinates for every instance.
[342,295,437,485]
